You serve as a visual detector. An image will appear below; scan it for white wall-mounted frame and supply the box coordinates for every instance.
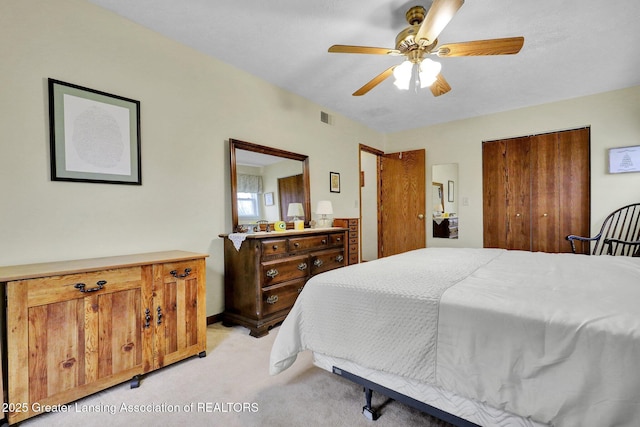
[608,145,640,174]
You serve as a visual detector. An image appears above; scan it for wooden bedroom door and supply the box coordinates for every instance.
[380,149,426,257]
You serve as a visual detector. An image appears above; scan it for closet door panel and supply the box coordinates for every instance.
[505,138,531,250]
[558,128,590,253]
[482,141,508,248]
[531,133,560,252]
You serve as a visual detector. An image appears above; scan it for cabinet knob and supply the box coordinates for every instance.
[418,213,424,220]
[543,213,548,217]
[272,245,278,250]
[313,259,324,267]
[321,239,327,245]
[516,213,521,217]
[297,262,308,271]
[294,242,300,247]
[266,295,279,305]
[335,255,344,263]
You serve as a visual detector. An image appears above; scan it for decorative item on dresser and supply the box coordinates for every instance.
[220,227,348,337]
[0,250,208,425]
[333,218,360,264]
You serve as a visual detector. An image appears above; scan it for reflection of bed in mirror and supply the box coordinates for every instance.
[270,247,640,427]
[230,139,311,231]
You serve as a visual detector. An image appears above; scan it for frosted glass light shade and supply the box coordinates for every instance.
[316,201,333,215]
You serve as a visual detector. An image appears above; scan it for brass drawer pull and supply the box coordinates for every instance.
[335,255,344,263]
[170,268,192,278]
[266,295,279,304]
[313,259,324,267]
[297,262,308,271]
[266,268,279,278]
[74,280,106,293]
[272,245,279,250]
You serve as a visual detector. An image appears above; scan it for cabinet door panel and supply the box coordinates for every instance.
[154,259,206,368]
[28,300,83,401]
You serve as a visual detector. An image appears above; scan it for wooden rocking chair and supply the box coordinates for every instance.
[566,203,640,256]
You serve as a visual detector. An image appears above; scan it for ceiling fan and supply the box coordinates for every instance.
[328,0,524,96]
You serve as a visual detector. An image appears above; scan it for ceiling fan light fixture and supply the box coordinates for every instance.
[392,60,413,90]
[419,58,441,87]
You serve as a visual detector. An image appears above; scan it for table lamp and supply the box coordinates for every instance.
[316,200,333,228]
[287,203,305,230]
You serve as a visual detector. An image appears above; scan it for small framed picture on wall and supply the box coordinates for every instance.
[330,172,340,193]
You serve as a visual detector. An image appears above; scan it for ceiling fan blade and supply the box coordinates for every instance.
[329,45,400,55]
[437,37,524,57]
[353,66,396,96]
[415,0,465,46]
[430,73,451,97]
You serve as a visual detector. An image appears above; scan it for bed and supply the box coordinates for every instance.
[269,248,640,427]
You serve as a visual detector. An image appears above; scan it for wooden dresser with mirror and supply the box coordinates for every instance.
[222,139,348,337]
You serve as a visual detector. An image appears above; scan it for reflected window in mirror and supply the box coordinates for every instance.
[432,163,458,239]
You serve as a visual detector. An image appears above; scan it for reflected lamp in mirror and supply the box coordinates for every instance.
[316,200,333,228]
[288,203,305,230]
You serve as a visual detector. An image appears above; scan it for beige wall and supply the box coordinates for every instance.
[2,0,639,317]
[0,0,383,315]
[387,85,640,248]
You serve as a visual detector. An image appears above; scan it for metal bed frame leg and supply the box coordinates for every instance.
[362,387,379,420]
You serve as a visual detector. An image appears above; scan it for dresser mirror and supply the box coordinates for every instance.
[432,163,459,239]
[230,139,310,230]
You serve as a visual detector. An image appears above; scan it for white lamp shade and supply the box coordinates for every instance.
[316,200,333,215]
[419,58,441,88]
[287,203,304,218]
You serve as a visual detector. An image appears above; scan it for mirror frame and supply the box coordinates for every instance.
[230,138,311,231]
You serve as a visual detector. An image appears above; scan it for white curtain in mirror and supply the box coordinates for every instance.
[237,174,263,193]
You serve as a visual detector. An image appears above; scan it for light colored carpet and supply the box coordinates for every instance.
[21,323,454,427]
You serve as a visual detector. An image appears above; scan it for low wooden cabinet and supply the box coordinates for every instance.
[333,218,359,264]
[220,228,347,337]
[0,250,208,424]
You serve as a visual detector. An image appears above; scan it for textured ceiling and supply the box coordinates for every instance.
[88,0,640,134]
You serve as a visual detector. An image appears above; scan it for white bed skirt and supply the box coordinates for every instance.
[313,352,549,427]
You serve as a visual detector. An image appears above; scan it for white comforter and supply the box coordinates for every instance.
[270,248,640,427]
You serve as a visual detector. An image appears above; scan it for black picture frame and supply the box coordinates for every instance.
[48,78,142,185]
[330,172,340,193]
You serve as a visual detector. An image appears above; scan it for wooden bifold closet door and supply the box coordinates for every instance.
[483,128,590,253]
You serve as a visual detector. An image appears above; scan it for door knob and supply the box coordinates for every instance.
[418,214,424,220]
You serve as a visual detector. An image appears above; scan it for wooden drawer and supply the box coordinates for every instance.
[261,239,288,257]
[348,253,358,264]
[288,235,329,252]
[262,279,305,316]
[24,266,143,307]
[261,254,309,286]
[329,232,346,246]
[310,248,345,275]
